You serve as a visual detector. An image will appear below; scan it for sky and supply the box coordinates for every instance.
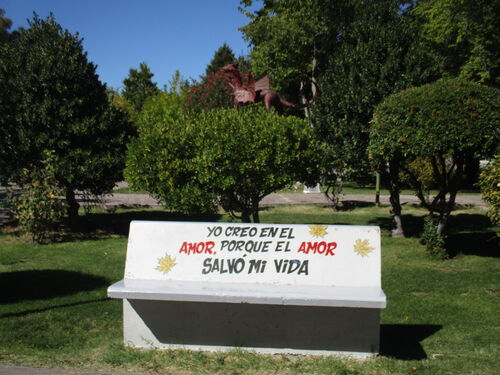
[1,0,260,90]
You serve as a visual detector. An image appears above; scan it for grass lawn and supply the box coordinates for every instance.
[0,204,498,374]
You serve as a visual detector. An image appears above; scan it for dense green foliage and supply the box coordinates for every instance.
[122,62,160,112]
[191,106,320,222]
[420,215,447,259]
[412,0,500,86]
[313,0,439,180]
[125,93,216,213]
[9,151,66,243]
[478,156,500,231]
[369,78,500,237]
[0,15,133,220]
[369,79,499,164]
[126,100,319,222]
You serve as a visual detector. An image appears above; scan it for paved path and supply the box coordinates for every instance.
[98,192,486,209]
[0,190,487,226]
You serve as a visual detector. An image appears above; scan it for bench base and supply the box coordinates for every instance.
[123,299,381,358]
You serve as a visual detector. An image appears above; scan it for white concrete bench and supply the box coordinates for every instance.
[108,221,386,358]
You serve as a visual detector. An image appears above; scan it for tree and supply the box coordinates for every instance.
[0,14,134,221]
[412,0,500,86]
[240,0,355,116]
[193,106,320,222]
[122,62,160,113]
[0,8,12,42]
[126,101,320,222]
[369,79,499,239]
[312,0,440,203]
[205,43,236,76]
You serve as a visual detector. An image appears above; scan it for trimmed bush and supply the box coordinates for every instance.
[369,78,499,239]
[125,100,320,222]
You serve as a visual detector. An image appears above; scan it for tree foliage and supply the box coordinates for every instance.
[313,0,440,182]
[369,78,500,237]
[412,0,500,86]
[0,15,134,220]
[126,100,320,222]
[205,43,236,76]
[9,151,66,243]
[193,106,320,222]
[122,62,160,112]
[239,0,353,108]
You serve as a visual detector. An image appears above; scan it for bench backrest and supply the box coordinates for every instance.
[124,221,381,288]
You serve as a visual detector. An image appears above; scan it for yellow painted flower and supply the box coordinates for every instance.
[354,239,375,257]
[156,254,176,274]
[309,225,328,238]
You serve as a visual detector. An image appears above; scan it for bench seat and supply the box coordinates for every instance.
[108,279,386,308]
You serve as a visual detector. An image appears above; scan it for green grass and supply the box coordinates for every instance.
[0,204,498,374]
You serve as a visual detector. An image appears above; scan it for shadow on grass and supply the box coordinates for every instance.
[370,212,496,252]
[369,214,424,237]
[0,297,110,319]
[65,209,222,240]
[380,324,442,360]
[0,270,108,304]
[446,232,499,258]
[337,200,375,210]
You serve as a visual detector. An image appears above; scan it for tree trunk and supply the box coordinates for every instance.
[300,80,311,119]
[387,160,405,238]
[241,209,251,223]
[300,53,318,120]
[435,158,463,236]
[65,188,80,223]
[436,213,448,236]
[251,198,260,223]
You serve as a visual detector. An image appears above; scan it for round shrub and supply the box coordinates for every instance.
[125,100,320,222]
[369,78,499,161]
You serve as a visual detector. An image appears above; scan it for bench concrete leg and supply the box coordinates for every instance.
[123,299,381,358]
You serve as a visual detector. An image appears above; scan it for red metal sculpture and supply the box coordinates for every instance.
[220,64,296,113]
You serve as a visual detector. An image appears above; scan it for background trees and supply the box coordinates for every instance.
[412,0,500,87]
[205,43,236,75]
[0,15,133,222]
[239,0,353,115]
[122,62,160,113]
[312,0,440,192]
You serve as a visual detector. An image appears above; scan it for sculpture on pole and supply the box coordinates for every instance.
[220,64,297,113]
